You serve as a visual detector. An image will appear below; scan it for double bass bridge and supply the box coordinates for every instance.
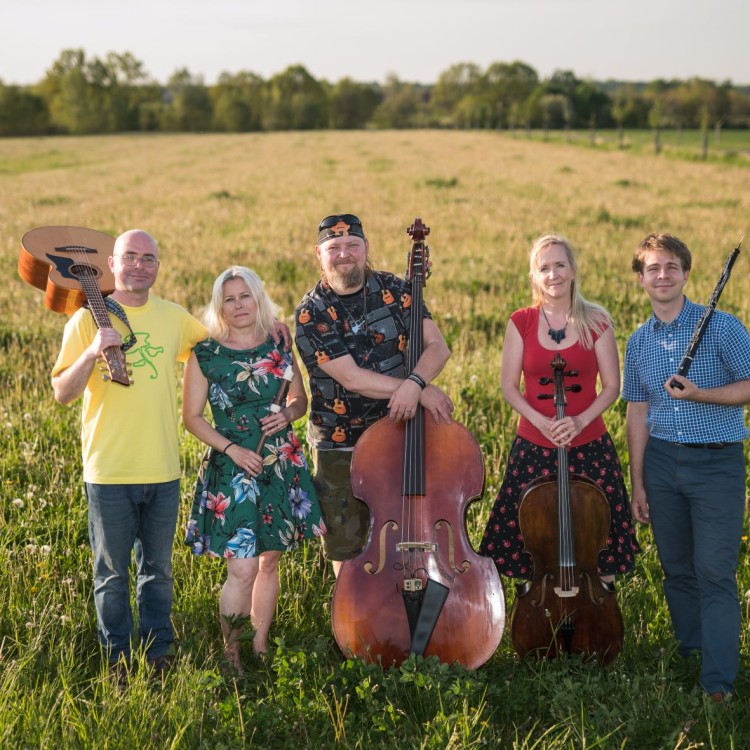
[396,541,437,552]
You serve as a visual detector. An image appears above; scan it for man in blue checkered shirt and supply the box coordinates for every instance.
[623,232,750,703]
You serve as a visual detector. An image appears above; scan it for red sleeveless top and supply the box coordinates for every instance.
[513,307,607,449]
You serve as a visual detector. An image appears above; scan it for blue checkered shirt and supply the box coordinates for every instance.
[622,297,750,443]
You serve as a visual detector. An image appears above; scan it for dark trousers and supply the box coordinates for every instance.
[644,437,745,694]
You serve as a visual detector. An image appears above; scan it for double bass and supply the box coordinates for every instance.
[331,218,505,668]
[510,353,623,665]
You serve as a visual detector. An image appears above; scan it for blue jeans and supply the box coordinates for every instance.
[644,438,745,694]
[85,480,180,662]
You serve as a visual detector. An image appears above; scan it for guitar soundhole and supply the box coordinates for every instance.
[69,264,103,280]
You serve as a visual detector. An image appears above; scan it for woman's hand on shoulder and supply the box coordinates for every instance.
[271,320,292,351]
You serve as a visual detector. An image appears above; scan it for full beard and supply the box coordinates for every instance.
[325,264,366,291]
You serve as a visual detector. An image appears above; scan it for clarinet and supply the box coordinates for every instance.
[255,364,295,452]
[670,239,743,390]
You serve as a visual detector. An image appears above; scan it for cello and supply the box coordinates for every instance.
[510,353,623,666]
[331,218,505,668]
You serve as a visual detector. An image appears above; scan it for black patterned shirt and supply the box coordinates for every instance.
[295,271,430,449]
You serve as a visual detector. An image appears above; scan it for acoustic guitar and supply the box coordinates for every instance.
[18,226,131,387]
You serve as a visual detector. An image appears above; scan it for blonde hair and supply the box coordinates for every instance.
[204,266,279,342]
[529,234,612,350]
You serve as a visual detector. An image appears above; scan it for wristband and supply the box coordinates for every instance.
[222,441,236,454]
[408,373,427,390]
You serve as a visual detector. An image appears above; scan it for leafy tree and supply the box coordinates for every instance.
[727,87,750,127]
[328,77,380,129]
[482,61,539,128]
[371,75,427,129]
[40,49,101,133]
[0,82,49,135]
[100,52,155,131]
[264,65,328,130]
[211,71,266,132]
[432,62,483,126]
[611,84,650,130]
[536,93,571,133]
[572,80,612,128]
[38,48,155,134]
[162,68,212,132]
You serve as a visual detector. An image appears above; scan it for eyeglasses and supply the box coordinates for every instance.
[318,214,362,231]
[115,253,160,268]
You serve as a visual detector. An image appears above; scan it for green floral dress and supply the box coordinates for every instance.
[185,337,325,558]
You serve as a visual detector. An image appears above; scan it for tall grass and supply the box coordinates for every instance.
[1,130,749,748]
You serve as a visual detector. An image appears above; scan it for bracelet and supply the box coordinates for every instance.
[407,373,427,390]
[222,441,236,455]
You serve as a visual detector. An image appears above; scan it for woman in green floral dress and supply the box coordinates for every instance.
[183,266,325,670]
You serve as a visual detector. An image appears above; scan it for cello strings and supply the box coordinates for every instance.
[556,381,575,592]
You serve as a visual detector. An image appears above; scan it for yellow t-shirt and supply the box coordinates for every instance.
[51,295,207,484]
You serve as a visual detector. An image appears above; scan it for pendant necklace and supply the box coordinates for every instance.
[336,286,368,335]
[541,307,569,344]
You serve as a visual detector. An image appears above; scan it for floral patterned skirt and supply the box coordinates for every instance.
[479,433,640,578]
[185,430,326,558]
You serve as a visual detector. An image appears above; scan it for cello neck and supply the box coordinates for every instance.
[551,354,576,568]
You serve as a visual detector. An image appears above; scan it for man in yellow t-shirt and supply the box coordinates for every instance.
[51,229,207,682]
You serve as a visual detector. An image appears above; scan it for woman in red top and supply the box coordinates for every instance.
[480,234,639,582]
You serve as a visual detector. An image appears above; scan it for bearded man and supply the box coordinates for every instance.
[295,214,454,575]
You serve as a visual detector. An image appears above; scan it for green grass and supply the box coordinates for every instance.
[1,130,749,748]
[506,126,750,167]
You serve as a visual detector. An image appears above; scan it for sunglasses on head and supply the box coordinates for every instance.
[318,214,362,231]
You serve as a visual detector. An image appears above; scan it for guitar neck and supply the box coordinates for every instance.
[77,270,131,387]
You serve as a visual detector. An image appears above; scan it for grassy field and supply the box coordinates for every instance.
[1,130,749,748]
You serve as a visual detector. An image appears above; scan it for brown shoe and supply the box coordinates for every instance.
[709,691,732,704]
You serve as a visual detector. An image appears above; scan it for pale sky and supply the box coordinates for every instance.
[3,0,748,87]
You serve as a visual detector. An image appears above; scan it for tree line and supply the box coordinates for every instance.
[1,49,749,137]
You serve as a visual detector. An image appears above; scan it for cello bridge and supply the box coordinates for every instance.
[403,578,423,592]
[395,541,437,552]
[553,585,580,598]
